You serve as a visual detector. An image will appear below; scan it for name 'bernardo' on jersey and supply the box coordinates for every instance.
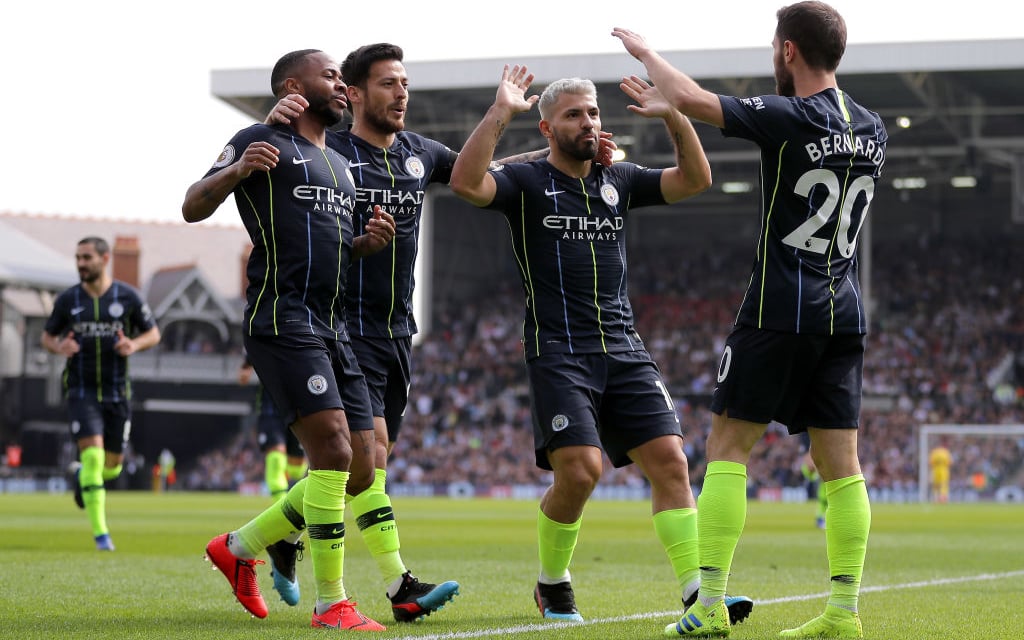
[805,132,885,166]
[356,187,425,217]
[293,185,355,216]
[544,214,622,241]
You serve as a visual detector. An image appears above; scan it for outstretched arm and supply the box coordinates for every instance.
[449,65,539,206]
[620,75,711,202]
[612,28,724,128]
[182,142,280,223]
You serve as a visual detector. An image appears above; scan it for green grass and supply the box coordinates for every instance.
[1,492,1022,639]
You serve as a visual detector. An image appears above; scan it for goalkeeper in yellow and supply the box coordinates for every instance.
[929,438,953,503]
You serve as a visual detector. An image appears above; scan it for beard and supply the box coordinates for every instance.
[363,104,405,135]
[553,130,598,162]
[79,267,101,283]
[306,93,344,127]
[774,52,795,97]
[775,72,795,97]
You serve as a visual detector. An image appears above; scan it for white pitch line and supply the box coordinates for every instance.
[387,570,1024,640]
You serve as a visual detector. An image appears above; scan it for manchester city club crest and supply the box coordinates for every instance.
[405,156,425,178]
[307,374,329,395]
[600,183,620,206]
[108,302,124,318]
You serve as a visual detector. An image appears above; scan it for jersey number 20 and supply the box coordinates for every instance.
[781,169,875,258]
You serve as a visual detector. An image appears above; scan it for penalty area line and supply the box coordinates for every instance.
[387,569,1024,640]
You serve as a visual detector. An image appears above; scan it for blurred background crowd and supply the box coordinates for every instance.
[181,232,1024,499]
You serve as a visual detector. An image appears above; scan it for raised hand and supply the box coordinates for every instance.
[611,27,653,60]
[495,64,539,116]
[620,75,672,120]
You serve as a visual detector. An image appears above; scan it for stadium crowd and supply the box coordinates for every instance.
[181,233,1024,498]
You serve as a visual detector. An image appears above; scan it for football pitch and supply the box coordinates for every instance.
[2,492,1022,639]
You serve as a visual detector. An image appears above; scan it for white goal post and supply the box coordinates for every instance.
[917,424,1024,503]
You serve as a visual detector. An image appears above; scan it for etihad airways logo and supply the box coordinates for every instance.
[543,215,623,232]
[293,185,354,215]
[72,320,124,338]
[544,214,622,241]
[356,187,425,217]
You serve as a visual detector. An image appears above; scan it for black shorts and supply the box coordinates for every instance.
[527,350,682,471]
[68,396,131,455]
[243,333,373,432]
[710,326,864,433]
[256,393,305,458]
[349,335,412,442]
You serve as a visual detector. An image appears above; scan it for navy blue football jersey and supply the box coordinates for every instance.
[44,281,157,402]
[486,159,665,359]
[329,129,457,338]
[206,123,359,340]
[720,88,887,334]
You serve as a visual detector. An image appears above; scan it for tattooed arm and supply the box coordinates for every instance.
[449,65,538,207]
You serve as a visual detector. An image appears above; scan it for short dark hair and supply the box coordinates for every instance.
[776,1,846,72]
[270,49,323,97]
[78,236,110,255]
[341,43,404,88]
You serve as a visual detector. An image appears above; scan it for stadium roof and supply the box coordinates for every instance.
[211,38,1024,227]
[211,38,1024,211]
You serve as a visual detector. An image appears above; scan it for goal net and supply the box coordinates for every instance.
[917,424,1024,503]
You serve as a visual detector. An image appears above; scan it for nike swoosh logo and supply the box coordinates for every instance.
[375,510,394,520]
[544,189,565,196]
[70,306,86,315]
[331,527,345,536]
[292,157,313,165]
[348,162,370,168]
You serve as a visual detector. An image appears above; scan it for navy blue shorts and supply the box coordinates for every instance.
[349,335,412,442]
[527,350,682,470]
[255,388,305,457]
[243,333,373,432]
[710,326,864,433]
[68,396,131,455]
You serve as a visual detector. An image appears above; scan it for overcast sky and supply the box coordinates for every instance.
[2,0,1017,227]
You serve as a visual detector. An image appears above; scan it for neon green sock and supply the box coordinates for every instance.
[697,461,748,601]
[653,508,699,594]
[101,464,122,482]
[236,477,308,556]
[264,450,288,501]
[287,460,309,481]
[349,468,406,585]
[305,470,349,605]
[79,446,108,536]
[537,509,580,583]
[823,474,870,612]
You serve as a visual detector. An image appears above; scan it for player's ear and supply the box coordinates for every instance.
[283,76,304,98]
[345,84,361,105]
